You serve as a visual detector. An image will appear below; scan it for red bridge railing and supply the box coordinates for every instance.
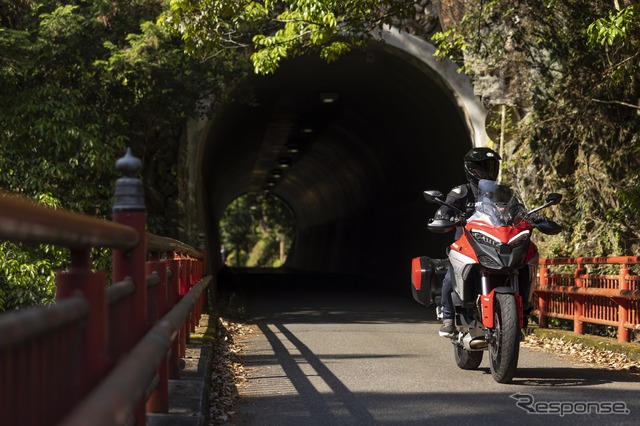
[534,256,640,343]
[0,149,210,426]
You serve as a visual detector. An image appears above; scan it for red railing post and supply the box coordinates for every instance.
[110,148,148,424]
[145,259,169,413]
[193,235,206,332]
[111,148,148,349]
[167,256,182,379]
[189,258,198,333]
[178,255,188,356]
[55,249,108,399]
[198,233,207,317]
[537,263,549,328]
[618,265,630,343]
[574,264,586,335]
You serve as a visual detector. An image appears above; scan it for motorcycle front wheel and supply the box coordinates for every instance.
[453,344,483,370]
[488,293,520,383]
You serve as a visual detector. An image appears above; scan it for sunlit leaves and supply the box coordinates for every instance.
[430,1,640,256]
[163,0,414,74]
[587,5,638,47]
[0,194,66,311]
[39,5,84,41]
[1,0,241,309]
[431,28,467,65]
[220,193,294,267]
[586,4,639,86]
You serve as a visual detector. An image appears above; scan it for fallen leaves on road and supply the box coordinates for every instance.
[522,334,640,374]
[209,317,252,425]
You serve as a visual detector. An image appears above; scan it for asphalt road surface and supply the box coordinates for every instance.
[225,271,639,426]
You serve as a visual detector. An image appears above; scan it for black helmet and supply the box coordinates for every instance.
[464,147,501,186]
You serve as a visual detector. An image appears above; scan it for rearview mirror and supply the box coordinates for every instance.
[427,218,456,234]
[423,190,444,203]
[545,193,562,205]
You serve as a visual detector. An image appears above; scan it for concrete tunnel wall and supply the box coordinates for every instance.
[193,29,489,291]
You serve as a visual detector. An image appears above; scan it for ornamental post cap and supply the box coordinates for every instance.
[113,147,145,212]
[115,147,142,177]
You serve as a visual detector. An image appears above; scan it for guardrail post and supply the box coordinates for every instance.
[574,265,586,336]
[110,148,148,424]
[167,255,181,379]
[56,249,108,399]
[179,255,188,356]
[537,264,549,328]
[618,265,630,342]
[111,148,148,345]
[145,259,169,413]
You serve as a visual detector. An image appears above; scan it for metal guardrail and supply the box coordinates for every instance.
[0,149,210,426]
[534,257,640,342]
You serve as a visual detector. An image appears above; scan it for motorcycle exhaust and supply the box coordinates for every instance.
[459,328,488,350]
[466,335,488,350]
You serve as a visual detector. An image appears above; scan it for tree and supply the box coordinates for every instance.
[0,0,249,309]
[219,193,295,267]
[431,0,640,257]
[163,0,415,74]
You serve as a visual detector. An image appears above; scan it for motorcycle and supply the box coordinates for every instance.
[410,179,562,383]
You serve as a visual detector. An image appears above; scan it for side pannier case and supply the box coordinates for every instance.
[410,256,447,306]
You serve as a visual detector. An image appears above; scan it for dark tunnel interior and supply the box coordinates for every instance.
[200,40,476,294]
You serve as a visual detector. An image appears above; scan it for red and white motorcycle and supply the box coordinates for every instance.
[411,179,561,383]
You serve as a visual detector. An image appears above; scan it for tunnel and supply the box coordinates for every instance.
[194,29,488,292]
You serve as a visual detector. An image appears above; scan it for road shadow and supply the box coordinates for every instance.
[511,366,640,386]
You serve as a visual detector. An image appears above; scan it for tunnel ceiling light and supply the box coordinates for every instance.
[272,168,283,178]
[266,179,276,187]
[278,157,292,168]
[300,128,314,134]
[287,145,300,154]
[320,92,339,104]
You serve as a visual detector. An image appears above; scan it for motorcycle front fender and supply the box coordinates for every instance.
[480,289,523,328]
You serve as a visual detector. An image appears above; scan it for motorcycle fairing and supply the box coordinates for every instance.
[466,222,533,270]
[480,288,524,328]
[449,247,477,303]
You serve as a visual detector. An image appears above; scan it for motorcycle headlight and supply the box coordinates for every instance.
[471,230,501,248]
[508,230,530,246]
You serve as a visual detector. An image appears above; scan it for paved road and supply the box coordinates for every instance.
[226,273,639,426]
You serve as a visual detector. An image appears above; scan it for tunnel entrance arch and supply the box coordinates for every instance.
[192,29,489,289]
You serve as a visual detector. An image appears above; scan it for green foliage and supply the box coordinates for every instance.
[163,0,415,74]
[431,0,640,257]
[0,194,65,312]
[431,28,467,67]
[587,4,638,47]
[220,193,295,267]
[586,4,640,86]
[0,0,248,309]
[0,242,64,311]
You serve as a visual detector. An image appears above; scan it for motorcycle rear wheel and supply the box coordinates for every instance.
[488,293,520,383]
[453,344,483,370]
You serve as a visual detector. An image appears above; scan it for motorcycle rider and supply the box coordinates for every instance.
[434,147,561,337]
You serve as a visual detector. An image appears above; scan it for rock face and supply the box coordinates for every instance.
[431,0,468,31]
